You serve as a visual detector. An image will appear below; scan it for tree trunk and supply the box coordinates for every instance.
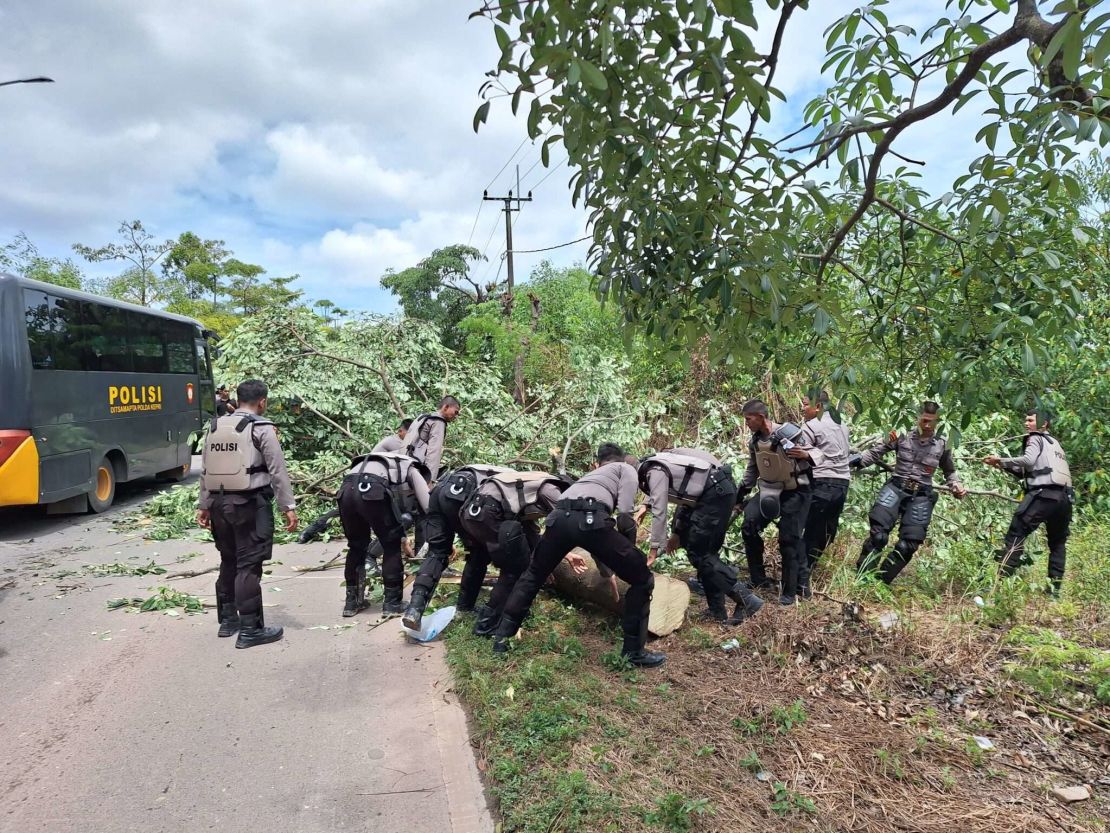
[550,549,690,637]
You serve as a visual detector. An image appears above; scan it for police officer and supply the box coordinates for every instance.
[492,443,665,668]
[854,401,967,584]
[639,448,763,624]
[337,448,430,617]
[401,462,515,631]
[197,379,298,648]
[405,397,461,482]
[798,391,853,598]
[738,399,818,605]
[459,470,570,636]
[373,418,413,453]
[984,409,1073,593]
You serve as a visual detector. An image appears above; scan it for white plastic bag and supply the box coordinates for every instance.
[401,605,456,642]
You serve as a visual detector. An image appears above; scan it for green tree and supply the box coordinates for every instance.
[473,0,1109,417]
[161,232,232,303]
[74,220,174,305]
[2,232,87,290]
[381,244,491,349]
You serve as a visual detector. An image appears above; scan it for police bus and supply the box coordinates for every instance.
[0,273,216,513]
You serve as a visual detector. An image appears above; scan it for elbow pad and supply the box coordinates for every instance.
[615,512,638,545]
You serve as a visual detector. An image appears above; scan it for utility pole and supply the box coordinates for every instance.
[483,166,532,302]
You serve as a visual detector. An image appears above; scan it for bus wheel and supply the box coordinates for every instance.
[89,458,117,513]
[157,459,191,482]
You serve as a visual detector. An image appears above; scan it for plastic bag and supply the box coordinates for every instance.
[402,605,456,642]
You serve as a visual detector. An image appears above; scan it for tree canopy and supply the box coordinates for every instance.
[473,0,1110,417]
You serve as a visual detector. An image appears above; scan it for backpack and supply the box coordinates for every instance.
[638,452,717,504]
[484,471,569,519]
[201,414,270,492]
[438,464,516,508]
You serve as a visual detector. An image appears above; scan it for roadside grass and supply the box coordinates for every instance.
[444,526,1109,833]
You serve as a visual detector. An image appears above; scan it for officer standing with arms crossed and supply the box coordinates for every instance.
[197,380,298,648]
[337,448,430,617]
[738,399,818,605]
[638,448,763,623]
[854,401,967,584]
[459,469,571,636]
[491,443,665,668]
[983,408,1073,593]
[798,391,853,598]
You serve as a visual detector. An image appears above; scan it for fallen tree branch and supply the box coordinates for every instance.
[166,566,218,580]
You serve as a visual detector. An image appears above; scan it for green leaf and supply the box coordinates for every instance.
[578,60,608,90]
[1021,342,1036,374]
[472,101,491,133]
[494,25,511,54]
[814,307,831,335]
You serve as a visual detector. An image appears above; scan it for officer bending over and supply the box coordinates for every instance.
[459,470,570,636]
[197,379,298,649]
[373,418,413,453]
[338,450,430,617]
[738,399,818,605]
[984,409,1073,593]
[402,463,515,631]
[639,448,763,624]
[492,443,665,669]
[854,401,967,584]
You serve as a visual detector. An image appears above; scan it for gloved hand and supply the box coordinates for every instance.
[848,453,863,469]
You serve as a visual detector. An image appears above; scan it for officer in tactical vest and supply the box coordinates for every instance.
[492,443,666,668]
[984,409,1073,593]
[738,399,818,605]
[853,401,967,584]
[197,379,298,648]
[639,448,763,624]
[405,397,460,482]
[401,463,516,631]
[798,391,853,598]
[337,449,430,617]
[458,470,571,636]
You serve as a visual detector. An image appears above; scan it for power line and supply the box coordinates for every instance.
[483,135,530,192]
[465,198,485,247]
[508,235,591,255]
[530,158,568,192]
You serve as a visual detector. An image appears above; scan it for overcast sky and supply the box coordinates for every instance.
[0,1,1022,313]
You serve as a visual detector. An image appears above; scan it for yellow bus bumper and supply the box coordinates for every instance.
[0,436,40,507]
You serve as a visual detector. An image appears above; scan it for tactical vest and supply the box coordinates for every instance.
[638,452,716,506]
[349,451,429,490]
[438,464,516,508]
[483,470,568,519]
[1025,433,1072,489]
[201,414,271,492]
[752,426,811,490]
[405,413,447,458]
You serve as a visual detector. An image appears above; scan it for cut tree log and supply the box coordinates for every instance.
[549,548,690,637]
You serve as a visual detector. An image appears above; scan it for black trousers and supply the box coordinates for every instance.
[996,491,1071,587]
[412,488,489,607]
[800,479,849,590]
[338,484,404,597]
[676,479,739,608]
[495,511,654,650]
[741,487,811,595]
[211,490,275,620]
[857,482,937,584]
[459,503,541,614]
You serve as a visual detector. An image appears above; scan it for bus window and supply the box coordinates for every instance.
[83,303,132,372]
[167,323,196,374]
[129,312,168,374]
[24,289,52,368]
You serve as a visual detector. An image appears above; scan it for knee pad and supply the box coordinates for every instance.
[894,538,921,559]
[868,530,890,551]
[741,519,760,539]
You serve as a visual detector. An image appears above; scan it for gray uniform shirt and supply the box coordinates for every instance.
[372,434,404,453]
[643,448,721,549]
[345,456,430,513]
[739,421,817,491]
[198,409,296,511]
[406,414,447,481]
[805,412,852,481]
[859,429,961,489]
[563,461,639,514]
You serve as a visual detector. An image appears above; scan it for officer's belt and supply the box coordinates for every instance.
[556,497,613,514]
[1027,483,1066,492]
[892,476,932,495]
[813,477,850,486]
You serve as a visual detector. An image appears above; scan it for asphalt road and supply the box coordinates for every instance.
[0,465,492,833]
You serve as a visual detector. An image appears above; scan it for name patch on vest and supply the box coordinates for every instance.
[208,442,239,452]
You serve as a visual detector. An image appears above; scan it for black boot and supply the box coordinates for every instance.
[686,577,706,597]
[621,580,665,668]
[235,612,283,648]
[343,566,369,617]
[472,604,500,637]
[698,592,728,623]
[727,582,764,624]
[382,582,405,617]
[491,612,522,656]
[217,603,240,638]
[402,589,429,630]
